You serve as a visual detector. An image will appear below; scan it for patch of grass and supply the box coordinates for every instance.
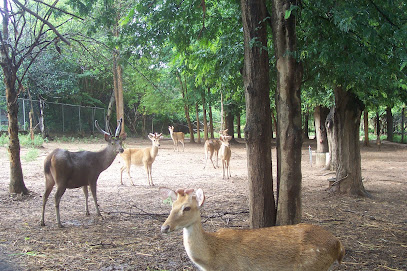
[23,148,39,162]
[0,133,44,147]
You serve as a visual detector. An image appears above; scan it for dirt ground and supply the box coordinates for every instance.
[0,136,406,271]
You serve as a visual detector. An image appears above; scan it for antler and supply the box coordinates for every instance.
[115,118,123,137]
[95,120,110,136]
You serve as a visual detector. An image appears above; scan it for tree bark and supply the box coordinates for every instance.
[208,88,214,138]
[363,109,370,146]
[314,105,329,153]
[202,91,208,141]
[333,86,368,196]
[325,107,337,171]
[177,73,195,143]
[1,1,28,195]
[236,113,241,138]
[241,0,275,228]
[402,108,405,144]
[386,106,393,142]
[271,0,303,226]
[113,51,125,135]
[195,102,201,144]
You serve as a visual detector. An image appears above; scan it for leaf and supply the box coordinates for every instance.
[285,5,299,19]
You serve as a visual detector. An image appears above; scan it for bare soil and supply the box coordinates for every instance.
[0,137,406,271]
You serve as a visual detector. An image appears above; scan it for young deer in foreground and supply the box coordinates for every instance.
[120,133,162,186]
[168,125,185,152]
[218,135,232,179]
[203,130,228,169]
[160,188,345,271]
[41,119,126,228]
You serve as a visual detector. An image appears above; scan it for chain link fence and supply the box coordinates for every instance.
[0,96,106,136]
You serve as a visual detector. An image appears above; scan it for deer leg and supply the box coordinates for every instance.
[181,140,185,152]
[89,184,101,217]
[82,186,90,216]
[54,185,67,228]
[149,165,154,186]
[127,165,135,186]
[41,177,55,226]
[210,151,216,169]
[120,165,125,185]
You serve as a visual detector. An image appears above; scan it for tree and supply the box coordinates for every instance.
[241,0,275,228]
[0,0,71,194]
[271,0,303,225]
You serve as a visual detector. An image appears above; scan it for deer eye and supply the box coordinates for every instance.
[183,206,191,212]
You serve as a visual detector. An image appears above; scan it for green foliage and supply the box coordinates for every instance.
[23,149,39,162]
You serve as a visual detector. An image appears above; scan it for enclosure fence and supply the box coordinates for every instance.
[0,96,106,135]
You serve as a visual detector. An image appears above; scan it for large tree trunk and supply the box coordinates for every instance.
[386,106,393,142]
[303,106,309,139]
[271,0,303,226]
[4,75,28,194]
[332,87,368,196]
[113,51,125,135]
[314,105,329,153]
[1,3,28,195]
[241,0,276,228]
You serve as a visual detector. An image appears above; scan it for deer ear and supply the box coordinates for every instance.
[195,189,205,207]
[159,187,177,201]
[104,133,111,142]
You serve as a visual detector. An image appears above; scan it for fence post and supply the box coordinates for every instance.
[79,106,82,133]
[62,104,64,133]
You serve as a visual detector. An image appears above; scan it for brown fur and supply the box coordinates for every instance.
[160,188,345,271]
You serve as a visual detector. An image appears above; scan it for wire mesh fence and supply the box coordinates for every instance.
[0,96,106,136]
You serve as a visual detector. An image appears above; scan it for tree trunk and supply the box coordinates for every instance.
[241,0,276,228]
[113,51,125,135]
[202,91,208,141]
[314,105,329,153]
[271,0,303,226]
[208,88,215,138]
[402,108,405,144]
[225,106,235,140]
[236,113,241,138]
[333,86,368,197]
[4,76,28,195]
[195,102,201,144]
[363,109,370,146]
[177,73,195,143]
[1,3,28,195]
[386,106,393,142]
[303,106,309,139]
[325,107,337,171]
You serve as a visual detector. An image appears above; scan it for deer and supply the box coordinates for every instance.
[120,132,162,186]
[160,188,345,271]
[203,129,229,169]
[41,118,126,228]
[168,125,185,152]
[218,135,232,179]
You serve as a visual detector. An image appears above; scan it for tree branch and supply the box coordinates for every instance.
[32,0,84,21]
[11,0,71,45]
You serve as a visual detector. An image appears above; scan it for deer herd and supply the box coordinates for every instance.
[40,119,345,270]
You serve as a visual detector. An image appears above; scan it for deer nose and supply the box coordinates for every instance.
[119,148,124,153]
[161,224,170,233]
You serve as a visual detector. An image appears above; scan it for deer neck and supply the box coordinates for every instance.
[150,145,159,158]
[183,219,212,270]
[97,146,117,170]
